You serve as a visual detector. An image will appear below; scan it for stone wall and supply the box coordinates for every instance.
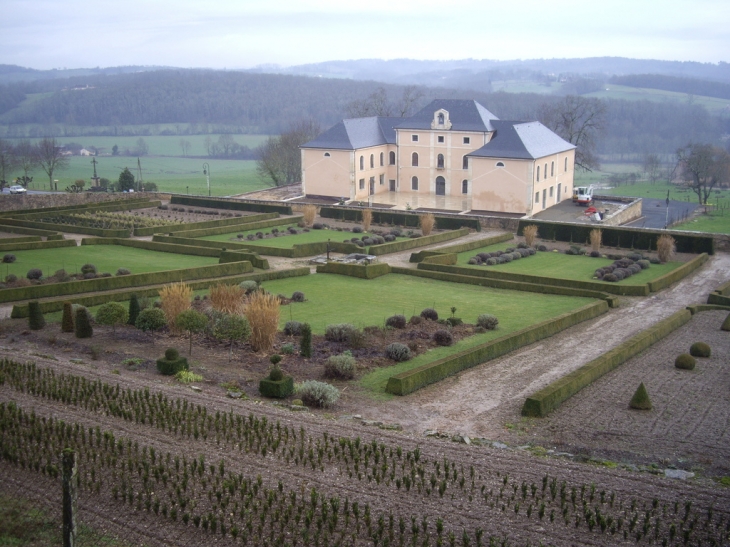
[595,196,643,226]
[0,192,170,213]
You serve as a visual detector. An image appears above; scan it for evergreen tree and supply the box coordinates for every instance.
[28,301,45,330]
[61,302,74,332]
[117,167,135,192]
[300,323,312,358]
[74,308,93,339]
[128,294,141,326]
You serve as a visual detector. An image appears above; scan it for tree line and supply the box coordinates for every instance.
[609,74,730,100]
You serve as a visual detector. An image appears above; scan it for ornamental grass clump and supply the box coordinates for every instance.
[324,351,356,380]
[361,208,373,231]
[689,342,711,358]
[302,204,317,227]
[159,282,192,334]
[674,354,696,370]
[297,380,340,408]
[629,382,652,410]
[419,213,435,236]
[656,234,676,263]
[245,291,280,353]
[210,283,245,314]
[589,229,602,252]
[523,225,538,247]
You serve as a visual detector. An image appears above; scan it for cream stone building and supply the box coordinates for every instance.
[301,99,576,216]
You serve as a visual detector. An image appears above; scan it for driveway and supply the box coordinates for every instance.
[624,198,700,229]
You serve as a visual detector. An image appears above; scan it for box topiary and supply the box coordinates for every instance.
[259,367,294,398]
[675,353,696,370]
[689,342,711,358]
[74,307,93,338]
[629,382,652,410]
[156,348,189,375]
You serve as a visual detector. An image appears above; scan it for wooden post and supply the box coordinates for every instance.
[62,448,77,547]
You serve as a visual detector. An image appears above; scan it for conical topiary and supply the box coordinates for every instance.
[61,302,74,332]
[128,294,141,326]
[629,382,652,410]
[74,307,93,339]
[28,301,45,331]
[300,323,312,358]
[722,313,730,332]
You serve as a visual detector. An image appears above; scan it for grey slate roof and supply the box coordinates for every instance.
[468,120,575,160]
[395,99,499,132]
[302,117,400,150]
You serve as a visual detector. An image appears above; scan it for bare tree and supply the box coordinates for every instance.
[0,138,18,189]
[642,153,661,184]
[14,140,38,185]
[179,139,191,156]
[256,120,321,186]
[538,96,606,171]
[396,85,425,117]
[345,86,425,118]
[36,137,70,190]
[676,143,730,205]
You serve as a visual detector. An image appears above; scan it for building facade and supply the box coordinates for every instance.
[301,99,576,216]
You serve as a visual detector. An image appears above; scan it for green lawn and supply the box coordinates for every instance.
[455,244,682,285]
[7,156,269,197]
[585,84,730,116]
[1,245,218,279]
[200,226,408,248]
[673,211,730,234]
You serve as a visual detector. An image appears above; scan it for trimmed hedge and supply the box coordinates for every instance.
[81,237,222,257]
[707,292,730,307]
[10,267,310,318]
[714,279,730,296]
[154,235,361,258]
[0,217,131,238]
[0,236,41,245]
[368,228,470,256]
[385,301,609,395]
[0,198,156,219]
[1,260,253,305]
[170,195,293,215]
[409,233,514,262]
[686,304,730,314]
[518,219,714,255]
[0,223,63,238]
[421,253,458,265]
[647,253,708,292]
[0,238,74,252]
[133,212,279,236]
[418,262,650,296]
[392,266,619,307]
[218,250,270,269]
[259,376,295,398]
[315,262,391,279]
[319,207,481,231]
[521,309,692,417]
[15,199,160,220]
[158,216,299,239]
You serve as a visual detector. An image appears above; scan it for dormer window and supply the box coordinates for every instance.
[431,109,452,130]
[438,113,444,124]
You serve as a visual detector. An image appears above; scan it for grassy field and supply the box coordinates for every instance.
[9,156,267,197]
[585,84,730,115]
[455,243,683,284]
[673,210,730,234]
[200,226,409,248]
[1,245,218,279]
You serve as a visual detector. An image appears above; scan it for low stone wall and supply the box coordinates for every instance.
[594,196,643,226]
[0,192,170,213]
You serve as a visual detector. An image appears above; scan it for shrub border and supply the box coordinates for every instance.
[368,228,470,256]
[521,309,692,417]
[409,233,514,262]
[315,262,391,279]
[385,300,608,396]
[133,212,279,236]
[170,195,293,215]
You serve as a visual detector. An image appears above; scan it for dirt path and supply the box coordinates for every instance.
[357,252,730,440]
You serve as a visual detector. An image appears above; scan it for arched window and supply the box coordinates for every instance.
[536,165,540,181]
[462,180,468,194]
[411,176,418,190]
[437,154,445,169]
[462,155,469,170]
[389,151,396,165]
[370,154,374,169]
[412,152,419,167]
[380,152,384,166]
[324,152,330,157]
[544,163,548,178]
[565,157,568,171]
[360,156,364,170]
[496,161,505,167]
[551,161,554,177]
[438,113,445,124]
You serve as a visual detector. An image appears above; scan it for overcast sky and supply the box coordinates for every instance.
[1,0,728,70]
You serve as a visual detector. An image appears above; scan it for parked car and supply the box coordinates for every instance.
[8,185,27,194]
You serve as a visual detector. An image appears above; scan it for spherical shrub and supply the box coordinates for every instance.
[517,242,528,249]
[689,342,711,358]
[135,307,167,332]
[527,248,536,256]
[256,232,264,239]
[297,380,340,408]
[594,269,604,279]
[409,315,423,325]
[352,226,363,234]
[627,252,643,262]
[612,269,626,281]
[325,323,359,343]
[502,254,513,263]
[385,343,411,362]
[628,264,642,274]
[355,240,365,247]
[477,253,490,261]
[373,236,385,244]
[537,245,548,252]
[237,233,244,239]
[486,258,497,266]
[268,365,283,381]
[270,354,282,366]
[291,291,305,302]
[324,351,356,380]
[467,258,478,265]
[83,272,97,279]
[476,314,499,330]
[80,263,97,275]
[675,354,696,370]
[165,348,180,360]
[5,274,17,283]
[385,314,407,329]
[603,273,618,282]
[518,248,530,257]
[433,329,453,346]
[281,343,295,354]
[637,259,650,270]
[116,268,131,276]
[511,252,521,260]
[590,251,601,258]
[362,237,374,245]
[420,308,438,321]
[26,268,43,280]
[649,257,662,265]
[384,234,395,242]
[446,317,462,327]
[390,229,402,237]
[284,321,303,336]
[312,223,323,230]
[505,247,515,253]
[239,280,258,294]
[2,254,16,263]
